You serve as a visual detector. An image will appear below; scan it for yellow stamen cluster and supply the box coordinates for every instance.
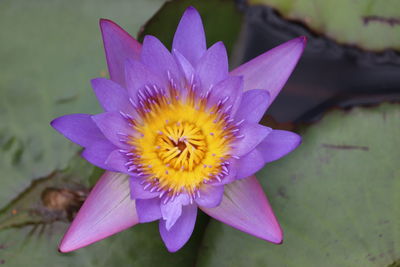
[125,84,237,199]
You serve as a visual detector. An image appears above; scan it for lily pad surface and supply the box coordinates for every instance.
[198,103,400,266]
[0,0,166,209]
[249,0,400,51]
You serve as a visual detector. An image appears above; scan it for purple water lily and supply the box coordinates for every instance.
[51,7,305,252]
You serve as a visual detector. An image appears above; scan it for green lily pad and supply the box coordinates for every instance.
[0,0,166,209]
[0,155,207,266]
[249,0,400,52]
[198,103,400,266]
[138,0,243,58]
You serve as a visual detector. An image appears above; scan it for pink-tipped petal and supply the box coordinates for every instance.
[136,198,162,223]
[172,6,206,66]
[235,149,265,179]
[196,42,229,92]
[257,130,302,164]
[231,36,306,108]
[100,19,141,86]
[51,114,105,147]
[91,78,135,114]
[91,112,133,148]
[141,35,182,85]
[59,172,138,252]
[201,176,282,244]
[235,89,270,123]
[233,122,272,156]
[159,204,197,252]
[81,141,117,170]
[195,184,224,208]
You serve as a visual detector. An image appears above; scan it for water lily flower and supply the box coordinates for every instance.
[51,7,305,253]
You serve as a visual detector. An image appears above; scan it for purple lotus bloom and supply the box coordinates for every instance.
[51,7,305,253]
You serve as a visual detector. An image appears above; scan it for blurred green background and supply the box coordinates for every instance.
[0,0,399,266]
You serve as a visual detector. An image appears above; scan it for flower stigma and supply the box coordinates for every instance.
[119,75,242,202]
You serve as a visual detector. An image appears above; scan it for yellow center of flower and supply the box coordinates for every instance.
[125,84,237,199]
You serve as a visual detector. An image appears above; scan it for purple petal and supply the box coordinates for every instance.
[172,6,206,66]
[257,130,301,164]
[235,89,270,123]
[210,162,237,186]
[100,19,141,87]
[136,198,162,223]
[161,194,190,230]
[125,59,165,100]
[231,37,306,108]
[91,78,135,114]
[81,141,117,170]
[173,49,194,83]
[105,149,129,174]
[233,122,272,156]
[129,177,160,199]
[196,42,228,93]
[201,176,282,244]
[235,149,265,179]
[91,112,133,148]
[59,171,138,252]
[208,76,243,116]
[159,204,197,252]
[51,114,105,147]
[195,184,224,208]
[141,35,182,85]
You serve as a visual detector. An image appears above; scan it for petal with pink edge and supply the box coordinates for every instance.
[51,114,105,147]
[59,172,138,252]
[257,130,302,164]
[172,6,206,66]
[230,36,306,108]
[159,204,197,252]
[100,19,141,86]
[201,176,282,244]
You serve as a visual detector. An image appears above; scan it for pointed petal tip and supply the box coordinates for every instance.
[173,5,206,65]
[99,18,112,26]
[58,172,138,253]
[99,17,141,86]
[300,35,307,44]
